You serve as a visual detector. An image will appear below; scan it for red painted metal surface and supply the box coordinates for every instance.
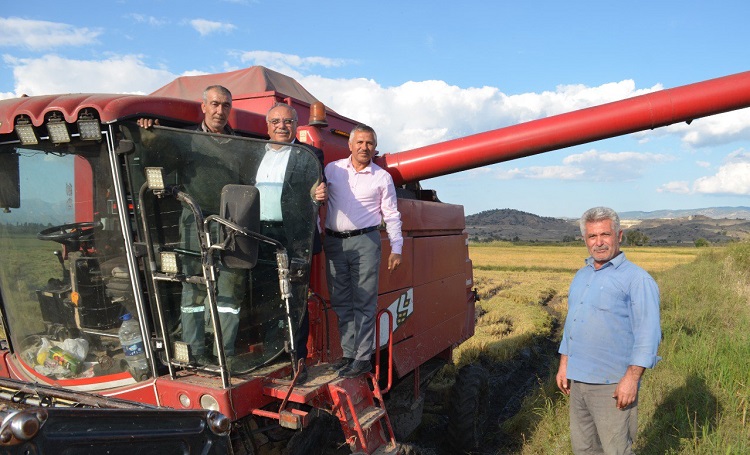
[0,93,268,135]
[380,71,750,186]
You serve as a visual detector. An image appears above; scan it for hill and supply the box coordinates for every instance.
[619,206,750,220]
[465,209,579,242]
[466,208,750,244]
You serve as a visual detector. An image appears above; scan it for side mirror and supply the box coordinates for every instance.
[0,153,21,211]
[219,184,260,269]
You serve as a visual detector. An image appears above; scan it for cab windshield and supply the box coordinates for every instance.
[0,139,135,383]
[0,122,320,384]
[122,124,320,372]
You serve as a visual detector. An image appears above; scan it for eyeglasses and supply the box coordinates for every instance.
[268,118,296,126]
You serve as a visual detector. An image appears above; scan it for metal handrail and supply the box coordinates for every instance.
[374,308,394,394]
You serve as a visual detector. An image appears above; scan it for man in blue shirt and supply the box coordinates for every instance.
[556,207,661,454]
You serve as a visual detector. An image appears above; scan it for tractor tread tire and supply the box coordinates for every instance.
[446,363,489,453]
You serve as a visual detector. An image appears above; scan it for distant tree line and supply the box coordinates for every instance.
[0,222,51,235]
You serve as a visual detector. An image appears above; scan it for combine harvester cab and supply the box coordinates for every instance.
[0,67,749,454]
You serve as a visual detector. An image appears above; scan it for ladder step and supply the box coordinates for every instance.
[355,405,386,432]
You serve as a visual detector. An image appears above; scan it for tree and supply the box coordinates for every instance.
[625,229,650,246]
[694,238,710,247]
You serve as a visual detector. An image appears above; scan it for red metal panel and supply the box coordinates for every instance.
[380,70,750,185]
[377,235,412,294]
[412,234,468,287]
[155,375,271,421]
[398,198,465,233]
[0,93,269,136]
[383,272,468,361]
[74,156,94,223]
[0,351,11,378]
[392,310,469,376]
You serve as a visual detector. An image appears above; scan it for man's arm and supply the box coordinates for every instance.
[613,365,645,409]
[387,253,402,272]
[556,354,570,395]
[615,272,660,409]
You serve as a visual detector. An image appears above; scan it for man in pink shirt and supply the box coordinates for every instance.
[324,124,403,378]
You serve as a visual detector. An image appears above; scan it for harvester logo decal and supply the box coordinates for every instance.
[377,288,414,348]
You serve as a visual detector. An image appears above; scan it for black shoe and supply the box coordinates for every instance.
[327,357,353,372]
[296,364,308,384]
[193,354,214,366]
[340,359,372,378]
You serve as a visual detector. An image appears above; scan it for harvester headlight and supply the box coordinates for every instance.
[46,112,70,144]
[178,393,191,408]
[77,110,102,141]
[15,116,38,145]
[159,251,179,274]
[145,167,166,190]
[172,341,190,364]
[199,394,220,412]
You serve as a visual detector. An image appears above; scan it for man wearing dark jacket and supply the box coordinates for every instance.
[247,103,326,383]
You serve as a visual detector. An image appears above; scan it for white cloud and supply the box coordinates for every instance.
[696,160,711,168]
[5,54,178,96]
[127,14,167,27]
[480,149,672,183]
[239,51,352,78]
[658,181,691,194]
[494,149,671,182]
[2,48,748,164]
[189,19,236,36]
[658,149,750,196]
[524,165,586,180]
[297,75,666,153]
[692,149,750,195]
[0,17,101,50]
[635,107,750,148]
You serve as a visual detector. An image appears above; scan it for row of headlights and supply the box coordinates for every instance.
[14,109,102,145]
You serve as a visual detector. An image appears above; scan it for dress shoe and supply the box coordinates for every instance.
[340,359,372,378]
[327,357,353,372]
[296,364,308,384]
[192,354,214,366]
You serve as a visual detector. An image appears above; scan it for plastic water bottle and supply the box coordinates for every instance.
[119,313,150,381]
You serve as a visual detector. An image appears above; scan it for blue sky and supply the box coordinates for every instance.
[2,1,750,218]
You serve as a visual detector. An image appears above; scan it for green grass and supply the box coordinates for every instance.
[500,244,750,454]
[0,234,61,337]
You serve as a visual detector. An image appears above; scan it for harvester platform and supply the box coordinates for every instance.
[262,363,398,454]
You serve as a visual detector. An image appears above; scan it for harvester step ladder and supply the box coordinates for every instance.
[329,375,397,454]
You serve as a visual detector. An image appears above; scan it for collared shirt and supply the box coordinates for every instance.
[324,157,403,254]
[199,121,234,142]
[256,144,291,221]
[559,252,661,384]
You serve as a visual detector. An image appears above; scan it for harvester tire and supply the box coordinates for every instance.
[282,415,330,455]
[446,363,489,453]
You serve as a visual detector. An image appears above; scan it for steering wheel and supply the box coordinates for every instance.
[37,221,101,246]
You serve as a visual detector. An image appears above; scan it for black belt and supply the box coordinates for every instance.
[325,226,379,239]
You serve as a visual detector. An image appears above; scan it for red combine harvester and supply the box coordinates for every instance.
[0,67,749,454]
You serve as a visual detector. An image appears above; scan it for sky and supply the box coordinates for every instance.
[2,1,750,218]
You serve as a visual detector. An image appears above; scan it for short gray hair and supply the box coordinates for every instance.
[266,103,298,122]
[349,124,377,146]
[579,206,620,236]
[203,85,232,103]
